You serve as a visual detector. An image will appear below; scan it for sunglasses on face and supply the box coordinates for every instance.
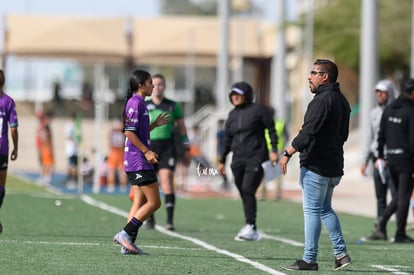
[310,70,327,76]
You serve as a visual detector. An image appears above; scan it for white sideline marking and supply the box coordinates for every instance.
[81,195,129,217]
[0,240,204,250]
[81,195,286,275]
[0,240,103,246]
[371,265,410,274]
[260,232,304,247]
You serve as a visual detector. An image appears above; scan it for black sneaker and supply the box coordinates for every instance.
[334,255,352,271]
[283,259,318,271]
[394,235,414,243]
[373,218,380,230]
[366,230,387,241]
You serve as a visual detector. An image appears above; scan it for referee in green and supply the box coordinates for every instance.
[145,74,191,231]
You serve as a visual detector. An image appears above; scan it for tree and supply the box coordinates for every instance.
[310,0,411,78]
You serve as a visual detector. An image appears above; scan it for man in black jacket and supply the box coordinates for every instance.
[369,79,414,243]
[281,59,352,271]
[218,81,278,241]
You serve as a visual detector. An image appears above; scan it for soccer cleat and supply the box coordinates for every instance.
[121,246,132,255]
[113,230,140,254]
[283,259,319,271]
[334,255,352,271]
[0,221,2,234]
[234,224,260,241]
[120,245,148,255]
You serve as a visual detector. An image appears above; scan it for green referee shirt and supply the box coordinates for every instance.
[146,97,184,141]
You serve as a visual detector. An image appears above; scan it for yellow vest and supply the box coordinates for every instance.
[265,119,285,151]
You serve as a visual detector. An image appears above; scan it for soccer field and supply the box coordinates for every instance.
[0,176,413,274]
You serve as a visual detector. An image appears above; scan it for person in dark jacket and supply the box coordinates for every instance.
[362,80,397,240]
[281,59,352,271]
[218,81,278,241]
[368,78,414,243]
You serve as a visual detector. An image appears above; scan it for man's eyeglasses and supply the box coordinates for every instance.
[310,70,327,76]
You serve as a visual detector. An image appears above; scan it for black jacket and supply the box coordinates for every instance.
[377,95,414,168]
[220,99,278,166]
[291,82,351,177]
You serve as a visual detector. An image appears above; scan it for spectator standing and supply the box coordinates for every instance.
[52,80,62,105]
[65,113,82,189]
[81,81,93,112]
[368,78,414,243]
[281,59,352,271]
[81,156,94,186]
[107,119,127,193]
[98,155,109,187]
[189,125,210,169]
[0,69,19,234]
[113,69,169,255]
[144,74,191,231]
[258,109,289,200]
[361,80,397,240]
[218,81,278,241]
[173,125,189,191]
[216,119,229,190]
[36,110,54,186]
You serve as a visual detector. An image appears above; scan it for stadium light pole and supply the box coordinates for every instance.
[359,0,378,157]
[185,29,195,116]
[302,0,314,115]
[271,0,287,122]
[92,63,107,194]
[216,0,230,112]
[411,0,414,78]
[232,0,251,83]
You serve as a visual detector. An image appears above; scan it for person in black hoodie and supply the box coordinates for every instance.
[218,81,278,241]
[369,78,414,243]
[281,59,352,271]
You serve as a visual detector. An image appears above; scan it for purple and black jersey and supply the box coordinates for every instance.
[0,92,18,155]
[123,94,153,172]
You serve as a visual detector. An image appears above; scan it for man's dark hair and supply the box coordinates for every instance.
[404,79,414,94]
[314,59,338,83]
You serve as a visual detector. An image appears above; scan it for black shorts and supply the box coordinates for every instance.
[0,155,8,171]
[127,170,158,186]
[150,139,176,171]
[68,155,78,167]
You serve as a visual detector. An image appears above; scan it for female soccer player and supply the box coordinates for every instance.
[113,69,169,254]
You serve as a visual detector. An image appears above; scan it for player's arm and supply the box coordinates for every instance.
[10,126,18,161]
[124,130,158,164]
[150,113,170,131]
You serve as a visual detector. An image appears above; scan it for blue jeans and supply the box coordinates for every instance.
[300,167,348,263]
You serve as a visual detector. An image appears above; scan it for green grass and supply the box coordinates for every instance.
[1,175,413,274]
